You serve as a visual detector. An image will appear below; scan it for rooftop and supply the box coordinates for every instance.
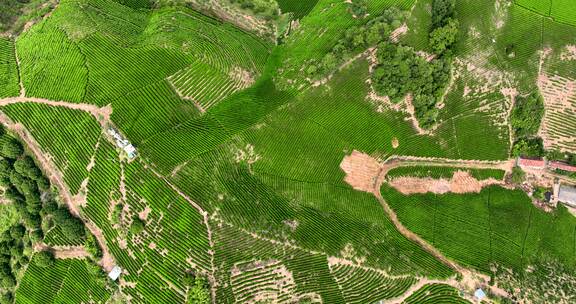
[474,288,486,300]
[549,161,576,172]
[517,157,546,169]
[558,185,576,207]
[108,266,122,281]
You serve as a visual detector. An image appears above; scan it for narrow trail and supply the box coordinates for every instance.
[146,163,217,303]
[0,111,116,272]
[34,243,90,260]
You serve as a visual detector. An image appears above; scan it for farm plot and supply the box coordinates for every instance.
[110,80,201,145]
[16,18,88,102]
[516,0,576,26]
[329,263,417,303]
[211,221,343,303]
[0,38,20,98]
[277,0,319,19]
[537,20,576,153]
[2,103,101,194]
[170,137,454,282]
[146,7,270,110]
[383,185,576,274]
[386,166,506,181]
[81,141,213,303]
[16,257,111,304]
[403,283,470,304]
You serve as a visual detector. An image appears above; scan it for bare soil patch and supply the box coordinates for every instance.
[390,23,408,43]
[561,45,576,61]
[34,243,90,260]
[340,150,382,192]
[391,137,399,149]
[229,67,255,88]
[388,170,502,195]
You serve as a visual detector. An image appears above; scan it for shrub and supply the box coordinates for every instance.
[511,166,525,184]
[511,92,545,139]
[130,217,145,234]
[53,208,86,241]
[431,0,455,29]
[0,291,13,304]
[429,18,459,54]
[187,276,210,304]
[13,156,42,180]
[9,224,25,239]
[85,233,102,259]
[35,250,55,268]
[1,140,23,159]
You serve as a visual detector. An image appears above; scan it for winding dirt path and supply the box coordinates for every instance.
[341,151,514,296]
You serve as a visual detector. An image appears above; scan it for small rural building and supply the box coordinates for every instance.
[108,266,122,281]
[549,161,576,172]
[517,157,546,170]
[474,288,486,301]
[558,185,576,207]
[107,128,137,159]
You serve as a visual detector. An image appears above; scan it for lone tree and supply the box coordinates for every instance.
[35,250,55,268]
[1,139,23,159]
[130,217,145,234]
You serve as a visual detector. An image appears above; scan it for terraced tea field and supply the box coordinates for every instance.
[0,0,575,303]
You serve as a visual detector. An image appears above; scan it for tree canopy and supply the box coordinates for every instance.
[1,139,23,160]
[35,250,55,268]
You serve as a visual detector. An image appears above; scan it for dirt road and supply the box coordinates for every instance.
[34,243,90,259]
[341,151,514,295]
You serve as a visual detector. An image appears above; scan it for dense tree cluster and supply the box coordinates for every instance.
[369,2,459,129]
[429,0,458,55]
[0,132,96,300]
[511,92,545,138]
[371,42,451,128]
[306,7,407,78]
[510,92,546,158]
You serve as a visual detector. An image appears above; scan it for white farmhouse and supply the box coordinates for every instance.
[108,266,122,281]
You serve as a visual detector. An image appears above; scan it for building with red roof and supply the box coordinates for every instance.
[549,161,576,172]
[517,157,546,170]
